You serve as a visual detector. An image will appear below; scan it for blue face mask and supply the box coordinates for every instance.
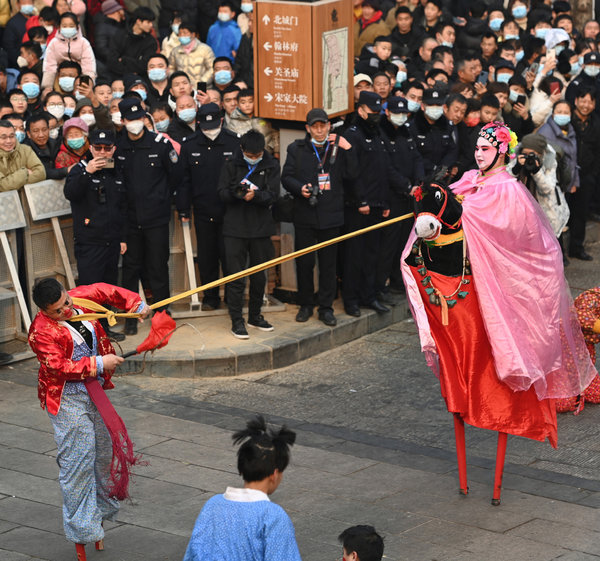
[553,114,571,127]
[155,118,170,132]
[22,82,40,99]
[112,91,124,99]
[505,33,520,40]
[21,4,34,15]
[407,99,421,113]
[60,27,77,39]
[570,62,581,75]
[395,71,407,86]
[555,45,565,56]
[214,70,232,85]
[74,90,86,101]
[148,68,167,82]
[311,137,327,146]
[535,28,548,40]
[512,6,527,18]
[424,106,444,121]
[67,136,85,150]
[441,41,454,48]
[40,43,46,55]
[496,72,512,83]
[509,89,519,103]
[489,18,504,31]
[243,154,262,166]
[178,108,197,123]
[179,35,192,46]
[241,3,253,12]
[171,24,180,34]
[133,88,147,101]
[64,106,74,118]
[15,130,26,143]
[59,76,75,92]
[515,50,524,62]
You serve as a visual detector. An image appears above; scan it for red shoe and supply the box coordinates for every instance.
[75,543,86,561]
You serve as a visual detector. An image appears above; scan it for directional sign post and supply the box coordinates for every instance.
[255,0,353,122]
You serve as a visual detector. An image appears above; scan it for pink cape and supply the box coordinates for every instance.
[401,168,597,400]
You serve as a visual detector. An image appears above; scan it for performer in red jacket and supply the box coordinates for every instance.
[28,279,150,560]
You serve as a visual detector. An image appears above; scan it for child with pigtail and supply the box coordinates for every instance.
[183,415,302,561]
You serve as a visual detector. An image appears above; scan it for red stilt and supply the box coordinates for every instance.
[491,431,508,506]
[75,543,86,561]
[453,413,468,495]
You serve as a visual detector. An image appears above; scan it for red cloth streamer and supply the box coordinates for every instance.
[85,378,143,500]
[136,311,176,354]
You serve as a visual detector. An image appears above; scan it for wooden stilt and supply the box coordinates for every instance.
[75,543,86,561]
[491,431,508,506]
[453,413,468,495]
[95,539,104,551]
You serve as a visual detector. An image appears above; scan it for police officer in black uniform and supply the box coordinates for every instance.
[281,108,358,327]
[115,97,181,334]
[64,129,127,340]
[341,91,404,317]
[378,96,424,301]
[176,103,240,311]
[407,88,458,175]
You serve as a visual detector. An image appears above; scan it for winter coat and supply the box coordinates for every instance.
[389,26,424,59]
[224,109,279,156]
[3,12,28,67]
[168,39,215,85]
[42,29,97,89]
[233,32,253,88]
[161,31,181,60]
[456,18,488,54]
[530,74,556,129]
[354,13,390,57]
[23,137,67,181]
[538,117,580,189]
[107,25,159,78]
[94,15,125,65]
[206,19,242,60]
[0,142,46,192]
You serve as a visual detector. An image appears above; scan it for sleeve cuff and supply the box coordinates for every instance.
[135,301,146,314]
[96,355,104,375]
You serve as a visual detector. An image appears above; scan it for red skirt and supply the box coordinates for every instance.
[411,266,558,447]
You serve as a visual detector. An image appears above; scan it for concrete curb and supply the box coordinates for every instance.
[123,298,412,378]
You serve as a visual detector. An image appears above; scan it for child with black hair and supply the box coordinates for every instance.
[338,525,384,561]
[183,415,302,561]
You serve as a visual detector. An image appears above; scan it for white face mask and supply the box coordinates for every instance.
[49,127,60,140]
[389,113,408,126]
[202,127,221,140]
[217,12,231,22]
[111,111,122,125]
[125,119,144,135]
[46,104,65,120]
[17,55,28,68]
[80,113,96,127]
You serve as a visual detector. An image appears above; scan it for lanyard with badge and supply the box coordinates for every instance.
[241,163,259,191]
[312,141,332,191]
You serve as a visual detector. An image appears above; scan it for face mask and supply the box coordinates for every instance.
[365,113,381,125]
[570,62,581,75]
[203,126,221,140]
[218,12,231,22]
[555,45,565,56]
[505,33,520,40]
[579,56,584,65]
[21,4,34,15]
[125,120,145,135]
[64,106,74,117]
[553,114,571,127]
[311,137,328,146]
[515,50,524,62]
[178,108,197,123]
[17,56,28,68]
[133,88,147,101]
[80,113,96,127]
[489,18,503,31]
[535,28,548,40]
[60,27,77,39]
[148,68,167,82]
[214,70,232,85]
[112,91,124,99]
[40,43,46,55]
[583,65,600,77]
[179,35,192,46]
[44,25,53,34]
[241,3,253,12]
[243,154,262,165]
[441,41,453,48]
[512,6,527,18]
[389,113,408,126]
[171,24,180,34]
[111,111,122,125]
[407,99,421,112]
[15,130,26,143]
[49,127,59,140]
[75,90,86,101]
[425,106,444,120]
[67,136,85,149]
[22,82,40,99]
[496,73,512,83]
[395,71,407,86]
[465,115,480,127]
[509,89,519,103]
[155,118,170,132]
[59,76,75,92]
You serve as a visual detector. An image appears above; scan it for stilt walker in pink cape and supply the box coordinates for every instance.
[401,121,597,505]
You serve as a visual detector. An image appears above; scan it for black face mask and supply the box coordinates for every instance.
[365,113,381,126]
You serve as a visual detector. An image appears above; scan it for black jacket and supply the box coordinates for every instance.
[115,130,181,229]
[572,112,600,181]
[456,18,488,55]
[281,134,358,229]
[233,33,254,88]
[3,13,27,67]
[342,117,404,209]
[94,16,125,64]
[64,159,127,245]
[389,27,424,60]
[107,26,159,78]
[23,137,67,181]
[167,115,195,143]
[566,71,600,117]
[354,49,388,78]
[218,151,279,238]
[407,112,458,175]
[176,127,240,220]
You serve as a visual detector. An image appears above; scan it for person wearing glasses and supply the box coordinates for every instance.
[64,129,127,341]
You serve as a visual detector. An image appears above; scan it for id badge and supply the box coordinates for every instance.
[318,172,331,191]
[241,178,259,190]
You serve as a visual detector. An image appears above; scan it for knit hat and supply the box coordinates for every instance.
[62,117,89,136]
[519,133,547,155]
[102,0,122,16]
[74,97,92,116]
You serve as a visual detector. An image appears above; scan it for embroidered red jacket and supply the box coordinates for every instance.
[28,283,142,415]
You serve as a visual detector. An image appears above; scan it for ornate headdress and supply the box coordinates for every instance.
[478,121,519,156]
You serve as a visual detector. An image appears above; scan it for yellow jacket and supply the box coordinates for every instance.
[168,40,215,84]
[0,142,46,192]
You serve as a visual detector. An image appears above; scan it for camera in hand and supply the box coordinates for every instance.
[307,183,320,207]
[234,180,251,199]
[524,152,541,173]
